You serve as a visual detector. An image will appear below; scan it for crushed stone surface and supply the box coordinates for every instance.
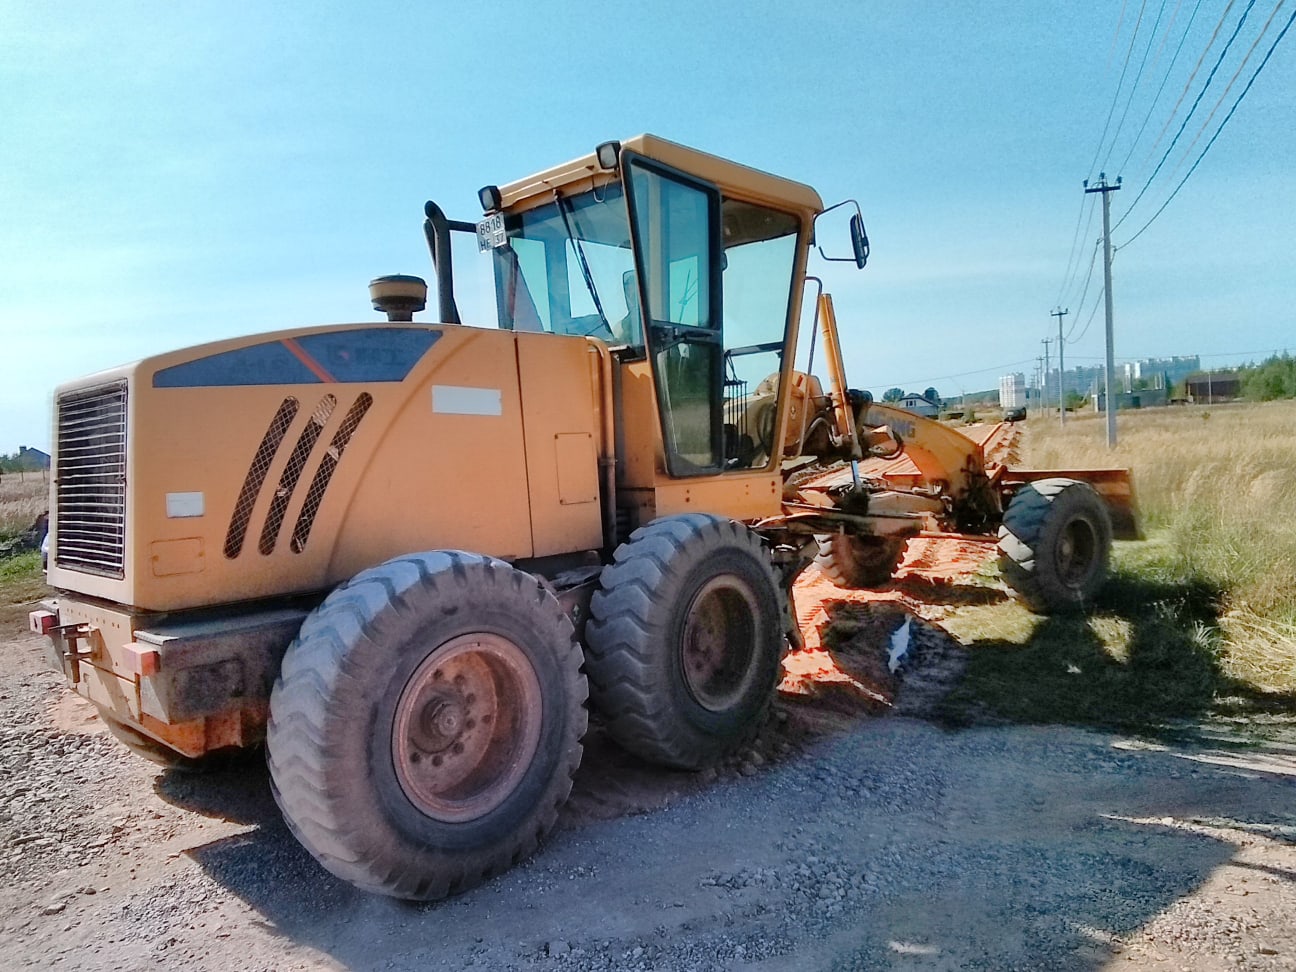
[3,559,1296,971]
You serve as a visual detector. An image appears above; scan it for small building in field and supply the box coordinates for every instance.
[1092,388,1170,411]
[898,393,940,418]
[1184,372,1241,403]
[17,446,51,470]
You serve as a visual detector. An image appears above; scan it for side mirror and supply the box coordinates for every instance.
[814,200,871,269]
[850,213,870,269]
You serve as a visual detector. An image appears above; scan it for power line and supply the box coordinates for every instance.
[871,358,1038,392]
[1115,0,1258,230]
[1065,240,1104,338]
[1087,0,1152,180]
[1108,0,1132,68]
[1069,287,1107,345]
[1169,0,1288,181]
[1114,0,1206,176]
[1119,4,1296,247]
[1100,0,1172,173]
[1140,0,1240,164]
[1054,194,1097,307]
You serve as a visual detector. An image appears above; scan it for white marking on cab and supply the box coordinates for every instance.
[432,385,503,417]
[166,492,205,518]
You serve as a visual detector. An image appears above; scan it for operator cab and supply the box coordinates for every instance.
[478,137,812,479]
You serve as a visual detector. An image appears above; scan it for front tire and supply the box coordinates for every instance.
[815,533,906,588]
[998,479,1112,613]
[584,514,784,770]
[266,551,587,901]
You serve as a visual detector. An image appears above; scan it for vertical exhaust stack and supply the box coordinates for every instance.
[369,274,428,322]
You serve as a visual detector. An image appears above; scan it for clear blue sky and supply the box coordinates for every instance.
[3,1,1293,449]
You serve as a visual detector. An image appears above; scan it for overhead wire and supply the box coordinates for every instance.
[1086,0,1151,180]
[1168,0,1288,181]
[1140,0,1240,164]
[1054,193,1098,307]
[1108,0,1132,68]
[1114,0,1206,176]
[1065,240,1104,341]
[1115,0,1257,230]
[873,359,1039,392]
[1068,286,1107,345]
[1099,0,1171,173]
[1119,4,1296,247]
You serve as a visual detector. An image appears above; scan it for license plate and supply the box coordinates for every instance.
[476,213,507,251]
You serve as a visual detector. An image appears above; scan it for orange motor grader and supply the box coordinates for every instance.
[32,135,1136,901]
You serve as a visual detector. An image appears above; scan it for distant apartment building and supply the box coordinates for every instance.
[998,373,1026,409]
[1121,355,1201,392]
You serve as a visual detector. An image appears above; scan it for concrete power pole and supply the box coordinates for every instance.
[1051,307,1069,426]
[1085,173,1121,447]
[1041,338,1052,417]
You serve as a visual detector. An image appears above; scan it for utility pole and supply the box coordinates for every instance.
[1035,356,1045,417]
[1051,307,1068,426]
[1085,173,1121,447]
[1041,338,1052,417]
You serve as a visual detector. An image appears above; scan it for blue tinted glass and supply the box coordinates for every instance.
[296,328,440,382]
[153,328,441,387]
[153,343,317,387]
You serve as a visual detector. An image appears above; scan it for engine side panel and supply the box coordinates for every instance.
[48,324,603,612]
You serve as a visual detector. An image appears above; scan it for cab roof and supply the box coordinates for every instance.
[495,134,824,217]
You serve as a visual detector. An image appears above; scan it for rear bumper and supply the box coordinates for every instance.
[34,596,309,758]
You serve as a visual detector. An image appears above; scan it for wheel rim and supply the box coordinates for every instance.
[392,634,543,823]
[680,575,759,712]
[1056,516,1098,587]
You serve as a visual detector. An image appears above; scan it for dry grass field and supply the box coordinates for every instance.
[0,473,48,540]
[940,399,1296,731]
[1025,400,1296,691]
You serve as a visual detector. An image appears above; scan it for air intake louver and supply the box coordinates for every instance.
[224,398,300,558]
[223,392,374,560]
[55,381,128,578]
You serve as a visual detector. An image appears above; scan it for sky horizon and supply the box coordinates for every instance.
[3,1,1293,451]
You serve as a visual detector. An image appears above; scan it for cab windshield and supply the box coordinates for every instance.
[491,183,641,345]
[490,173,803,475]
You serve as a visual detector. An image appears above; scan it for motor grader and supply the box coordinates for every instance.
[32,135,1136,901]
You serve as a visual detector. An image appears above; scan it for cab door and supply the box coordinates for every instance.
[622,154,724,477]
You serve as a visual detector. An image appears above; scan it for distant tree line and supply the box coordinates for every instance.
[0,451,48,474]
[1238,353,1296,402]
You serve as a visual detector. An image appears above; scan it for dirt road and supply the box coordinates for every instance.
[3,591,1296,972]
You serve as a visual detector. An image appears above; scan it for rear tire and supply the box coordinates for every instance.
[584,514,783,770]
[266,551,587,901]
[998,479,1112,613]
[815,534,906,588]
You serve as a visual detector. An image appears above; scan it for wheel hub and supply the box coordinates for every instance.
[681,576,759,713]
[392,634,542,823]
[415,695,467,753]
[1057,518,1097,585]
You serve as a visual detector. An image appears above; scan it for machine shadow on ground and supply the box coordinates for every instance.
[933,570,1296,734]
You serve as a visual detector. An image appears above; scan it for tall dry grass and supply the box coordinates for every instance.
[1022,400,1296,693]
[0,474,49,540]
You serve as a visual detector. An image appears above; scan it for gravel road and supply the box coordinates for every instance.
[3,619,1295,971]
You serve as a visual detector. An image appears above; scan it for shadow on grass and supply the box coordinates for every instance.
[936,569,1296,734]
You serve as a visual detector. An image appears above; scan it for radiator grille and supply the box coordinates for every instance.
[55,381,128,577]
